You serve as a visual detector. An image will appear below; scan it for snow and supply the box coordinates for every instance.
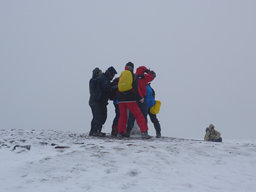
[0,129,256,192]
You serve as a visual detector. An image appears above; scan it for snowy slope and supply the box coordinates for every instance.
[0,129,256,192]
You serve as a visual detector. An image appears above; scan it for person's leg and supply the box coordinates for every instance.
[90,106,96,135]
[111,103,119,136]
[137,97,148,123]
[118,103,128,134]
[127,102,148,133]
[99,104,107,133]
[215,137,222,142]
[113,103,120,126]
[126,110,135,132]
[148,110,161,135]
[93,103,107,135]
[127,97,148,133]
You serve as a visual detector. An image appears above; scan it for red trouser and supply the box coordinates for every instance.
[118,101,148,133]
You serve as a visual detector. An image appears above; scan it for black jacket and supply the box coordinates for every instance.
[89,75,101,107]
[94,71,113,104]
[118,72,142,102]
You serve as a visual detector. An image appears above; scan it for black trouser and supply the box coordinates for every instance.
[113,103,120,126]
[148,110,161,134]
[93,102,108,133]
[214,137,222,142]
[90,106,97,134]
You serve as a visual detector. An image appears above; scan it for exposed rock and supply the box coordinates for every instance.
[54,146,70,149]
[13,145,31,151]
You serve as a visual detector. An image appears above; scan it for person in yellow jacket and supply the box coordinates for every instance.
[204,124,222,142]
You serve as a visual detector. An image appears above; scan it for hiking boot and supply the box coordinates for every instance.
[111,130,118,137]
[92,132,106,137]
[123,130,130,138]
[98,132,106,137]
[117,132,124,139]
[92,132,99,136]
[156,133,161,138]
[111,128,118,137]
[141,131,152,139]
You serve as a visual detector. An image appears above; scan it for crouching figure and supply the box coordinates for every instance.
[204,124,222,142]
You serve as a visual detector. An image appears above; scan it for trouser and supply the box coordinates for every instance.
[90,106,97,134]
[118,101,148,134]
[113,103,120,126]
[93,102,108,133]
[148,110,161,134]
[127,97,148,131]
[214,137,222,142]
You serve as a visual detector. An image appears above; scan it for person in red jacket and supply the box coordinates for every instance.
[117,62,152,139]
[124,66,156,137]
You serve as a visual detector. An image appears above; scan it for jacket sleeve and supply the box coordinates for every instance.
[100,76,112,92]
[144,71,154,83]
[214,131,221,140]
[204,131,210,141]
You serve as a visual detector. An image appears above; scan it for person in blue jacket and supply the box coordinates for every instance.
[146,83,161,138]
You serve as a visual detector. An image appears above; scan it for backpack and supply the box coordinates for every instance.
[118,70,133,92]
[150,100,161,114]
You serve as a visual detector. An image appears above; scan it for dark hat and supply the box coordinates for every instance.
[92,67,101,76]
[107,66,117,75]
[125,62,134,69]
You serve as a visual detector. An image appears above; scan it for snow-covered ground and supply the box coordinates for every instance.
[0,129,255,192]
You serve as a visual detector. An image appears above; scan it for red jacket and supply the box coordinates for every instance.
[135,66,154,97]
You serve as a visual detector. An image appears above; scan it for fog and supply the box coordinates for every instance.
[1,1,256,140]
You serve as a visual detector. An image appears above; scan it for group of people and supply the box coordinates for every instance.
[89,62,161,139]
[88,61,223,142]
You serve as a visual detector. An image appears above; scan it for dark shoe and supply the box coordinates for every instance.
[92,132,106,137]
[117,132,124,139]
[123,130,130,138]
[98,132,106,137]
[92,132,99,136]
[141,131,152,139]
[89,132,93,136]
[156,133,161,138]
[111,128,118,137]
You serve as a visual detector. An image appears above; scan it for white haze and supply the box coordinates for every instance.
[0,1,256,140]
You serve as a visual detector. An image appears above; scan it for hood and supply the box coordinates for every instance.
[209,124,215,129]
[136,66,147,75]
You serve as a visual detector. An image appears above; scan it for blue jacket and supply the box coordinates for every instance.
[146,84,156,109]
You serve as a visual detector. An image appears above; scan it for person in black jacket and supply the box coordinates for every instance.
[92,66,117,137]
[110,77,119,136]
[88,67,102,136]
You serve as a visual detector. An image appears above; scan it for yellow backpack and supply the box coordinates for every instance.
[150,100,161,114]
[118,70,133,92]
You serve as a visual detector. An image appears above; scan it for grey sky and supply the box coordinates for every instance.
[1,1,256,140]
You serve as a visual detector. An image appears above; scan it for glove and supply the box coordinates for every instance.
[145,69,150,73]
[212,139,215,142]
[151,70,156,78]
